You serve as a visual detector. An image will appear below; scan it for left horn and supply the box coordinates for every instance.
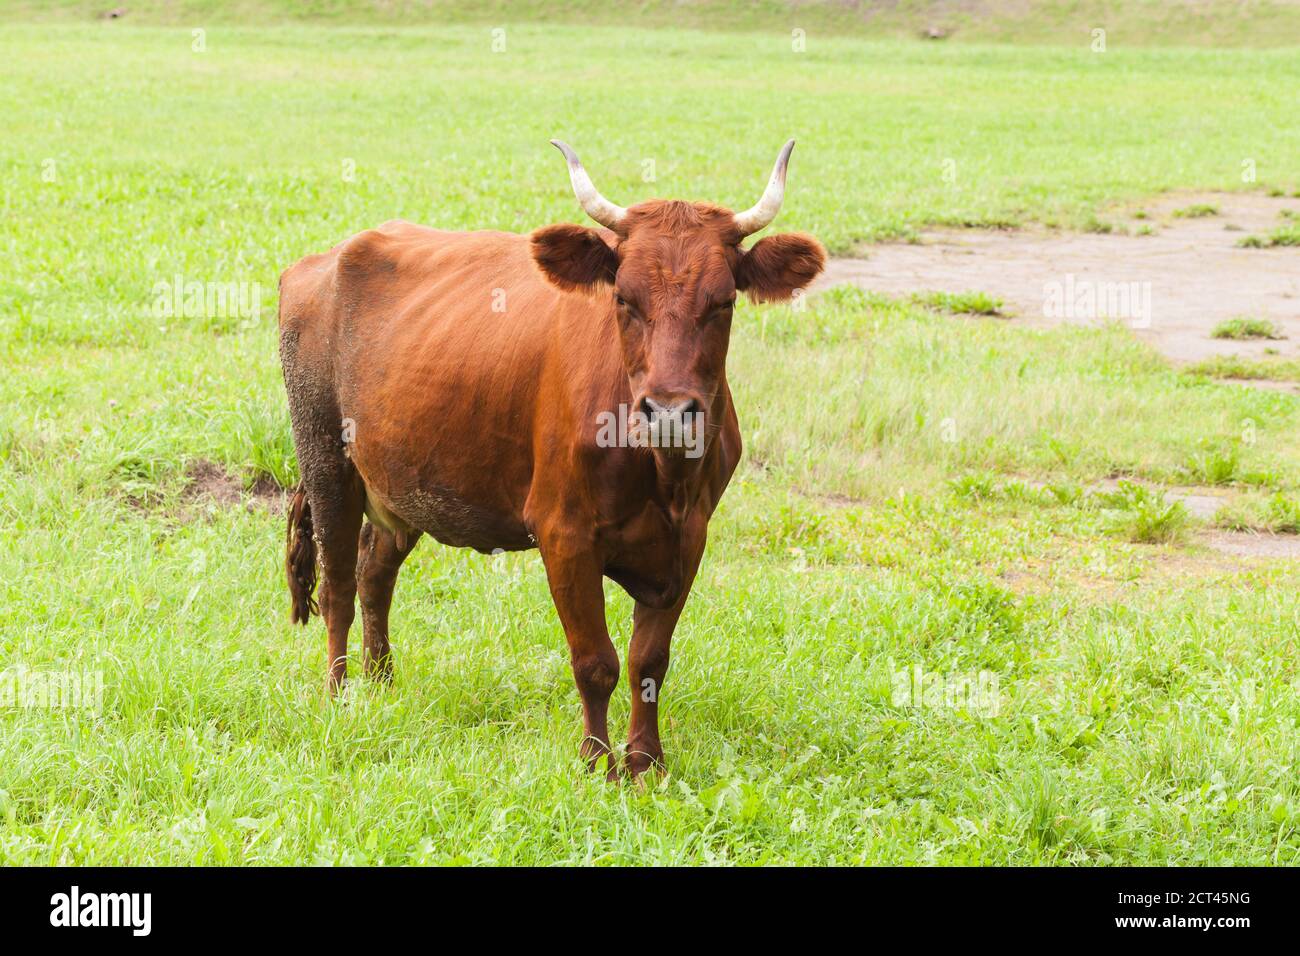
[733,139,796,237]
[550,139,627,230]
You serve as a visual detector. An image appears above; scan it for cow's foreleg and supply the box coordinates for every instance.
[356,521,421,683]
[626,515,707,777]
[626,602,680,777]
[539,537,619,776]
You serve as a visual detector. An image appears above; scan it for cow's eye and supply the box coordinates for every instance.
[616,296,646,322]
[704,302,734,323]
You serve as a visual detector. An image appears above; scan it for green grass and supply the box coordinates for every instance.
[1081,216,1116,234]
[911,290,1004,317]
[3,17,1300,866]
[3,20,1300,286]
[1238,223,1300,248]
[1172,203,1219,218]
[1093,481,1192,544]
[1211,317,1284,340]
[1181,440,1242,487]
[1267,223,1300,246]
[1185,354,1300,382]
[1216,492,1300,534]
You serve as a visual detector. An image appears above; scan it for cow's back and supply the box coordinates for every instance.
[280,220,562,378]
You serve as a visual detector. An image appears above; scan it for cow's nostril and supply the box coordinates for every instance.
[640,396,699,420]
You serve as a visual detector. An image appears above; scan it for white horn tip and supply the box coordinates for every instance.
[777,139,796,174]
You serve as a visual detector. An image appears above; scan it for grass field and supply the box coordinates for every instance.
[2,13,1300,865]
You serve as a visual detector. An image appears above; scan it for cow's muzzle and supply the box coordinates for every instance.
[637,395,707,459]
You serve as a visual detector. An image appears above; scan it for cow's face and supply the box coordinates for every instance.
[531,141,824,463]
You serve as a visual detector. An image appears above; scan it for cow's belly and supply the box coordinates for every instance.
[347,396,536,553]
[361,478,533,554]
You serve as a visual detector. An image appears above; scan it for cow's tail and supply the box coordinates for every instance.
[285,484,319,624]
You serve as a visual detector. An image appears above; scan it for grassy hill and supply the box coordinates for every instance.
[5,0,1300,47]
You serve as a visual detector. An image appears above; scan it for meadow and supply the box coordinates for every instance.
[1,14,1299,864]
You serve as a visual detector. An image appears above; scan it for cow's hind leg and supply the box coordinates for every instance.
[356,522,420,682]
[281,310,364,694]
[311,470,365,694]
[286,407,364,693]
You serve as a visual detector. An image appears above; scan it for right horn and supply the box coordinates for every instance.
[733,139,797,237]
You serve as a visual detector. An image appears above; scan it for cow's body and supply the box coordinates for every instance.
[280,142,823,776]
[281,221,740,608]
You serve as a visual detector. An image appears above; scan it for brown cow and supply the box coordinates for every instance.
[279,140,825,776]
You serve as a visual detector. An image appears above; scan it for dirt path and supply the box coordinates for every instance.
[1074,478,1300,560]
[817,191,1300,374]
[817,193,1300,558]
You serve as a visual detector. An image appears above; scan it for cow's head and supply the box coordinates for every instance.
[531,139,825,462]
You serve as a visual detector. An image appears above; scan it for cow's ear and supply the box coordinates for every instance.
[735,233,826,303]
[531,224,619,291]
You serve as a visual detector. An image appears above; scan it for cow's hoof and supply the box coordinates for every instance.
[364,663,394,685]
[624,747,665,780]
[581,741,618,779]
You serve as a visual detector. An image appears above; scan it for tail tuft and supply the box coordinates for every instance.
[285,484,318,624]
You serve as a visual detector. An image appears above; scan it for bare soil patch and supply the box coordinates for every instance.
[818,192,1300,376]
[182,459,287,514]
[1203,531,1300,560]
